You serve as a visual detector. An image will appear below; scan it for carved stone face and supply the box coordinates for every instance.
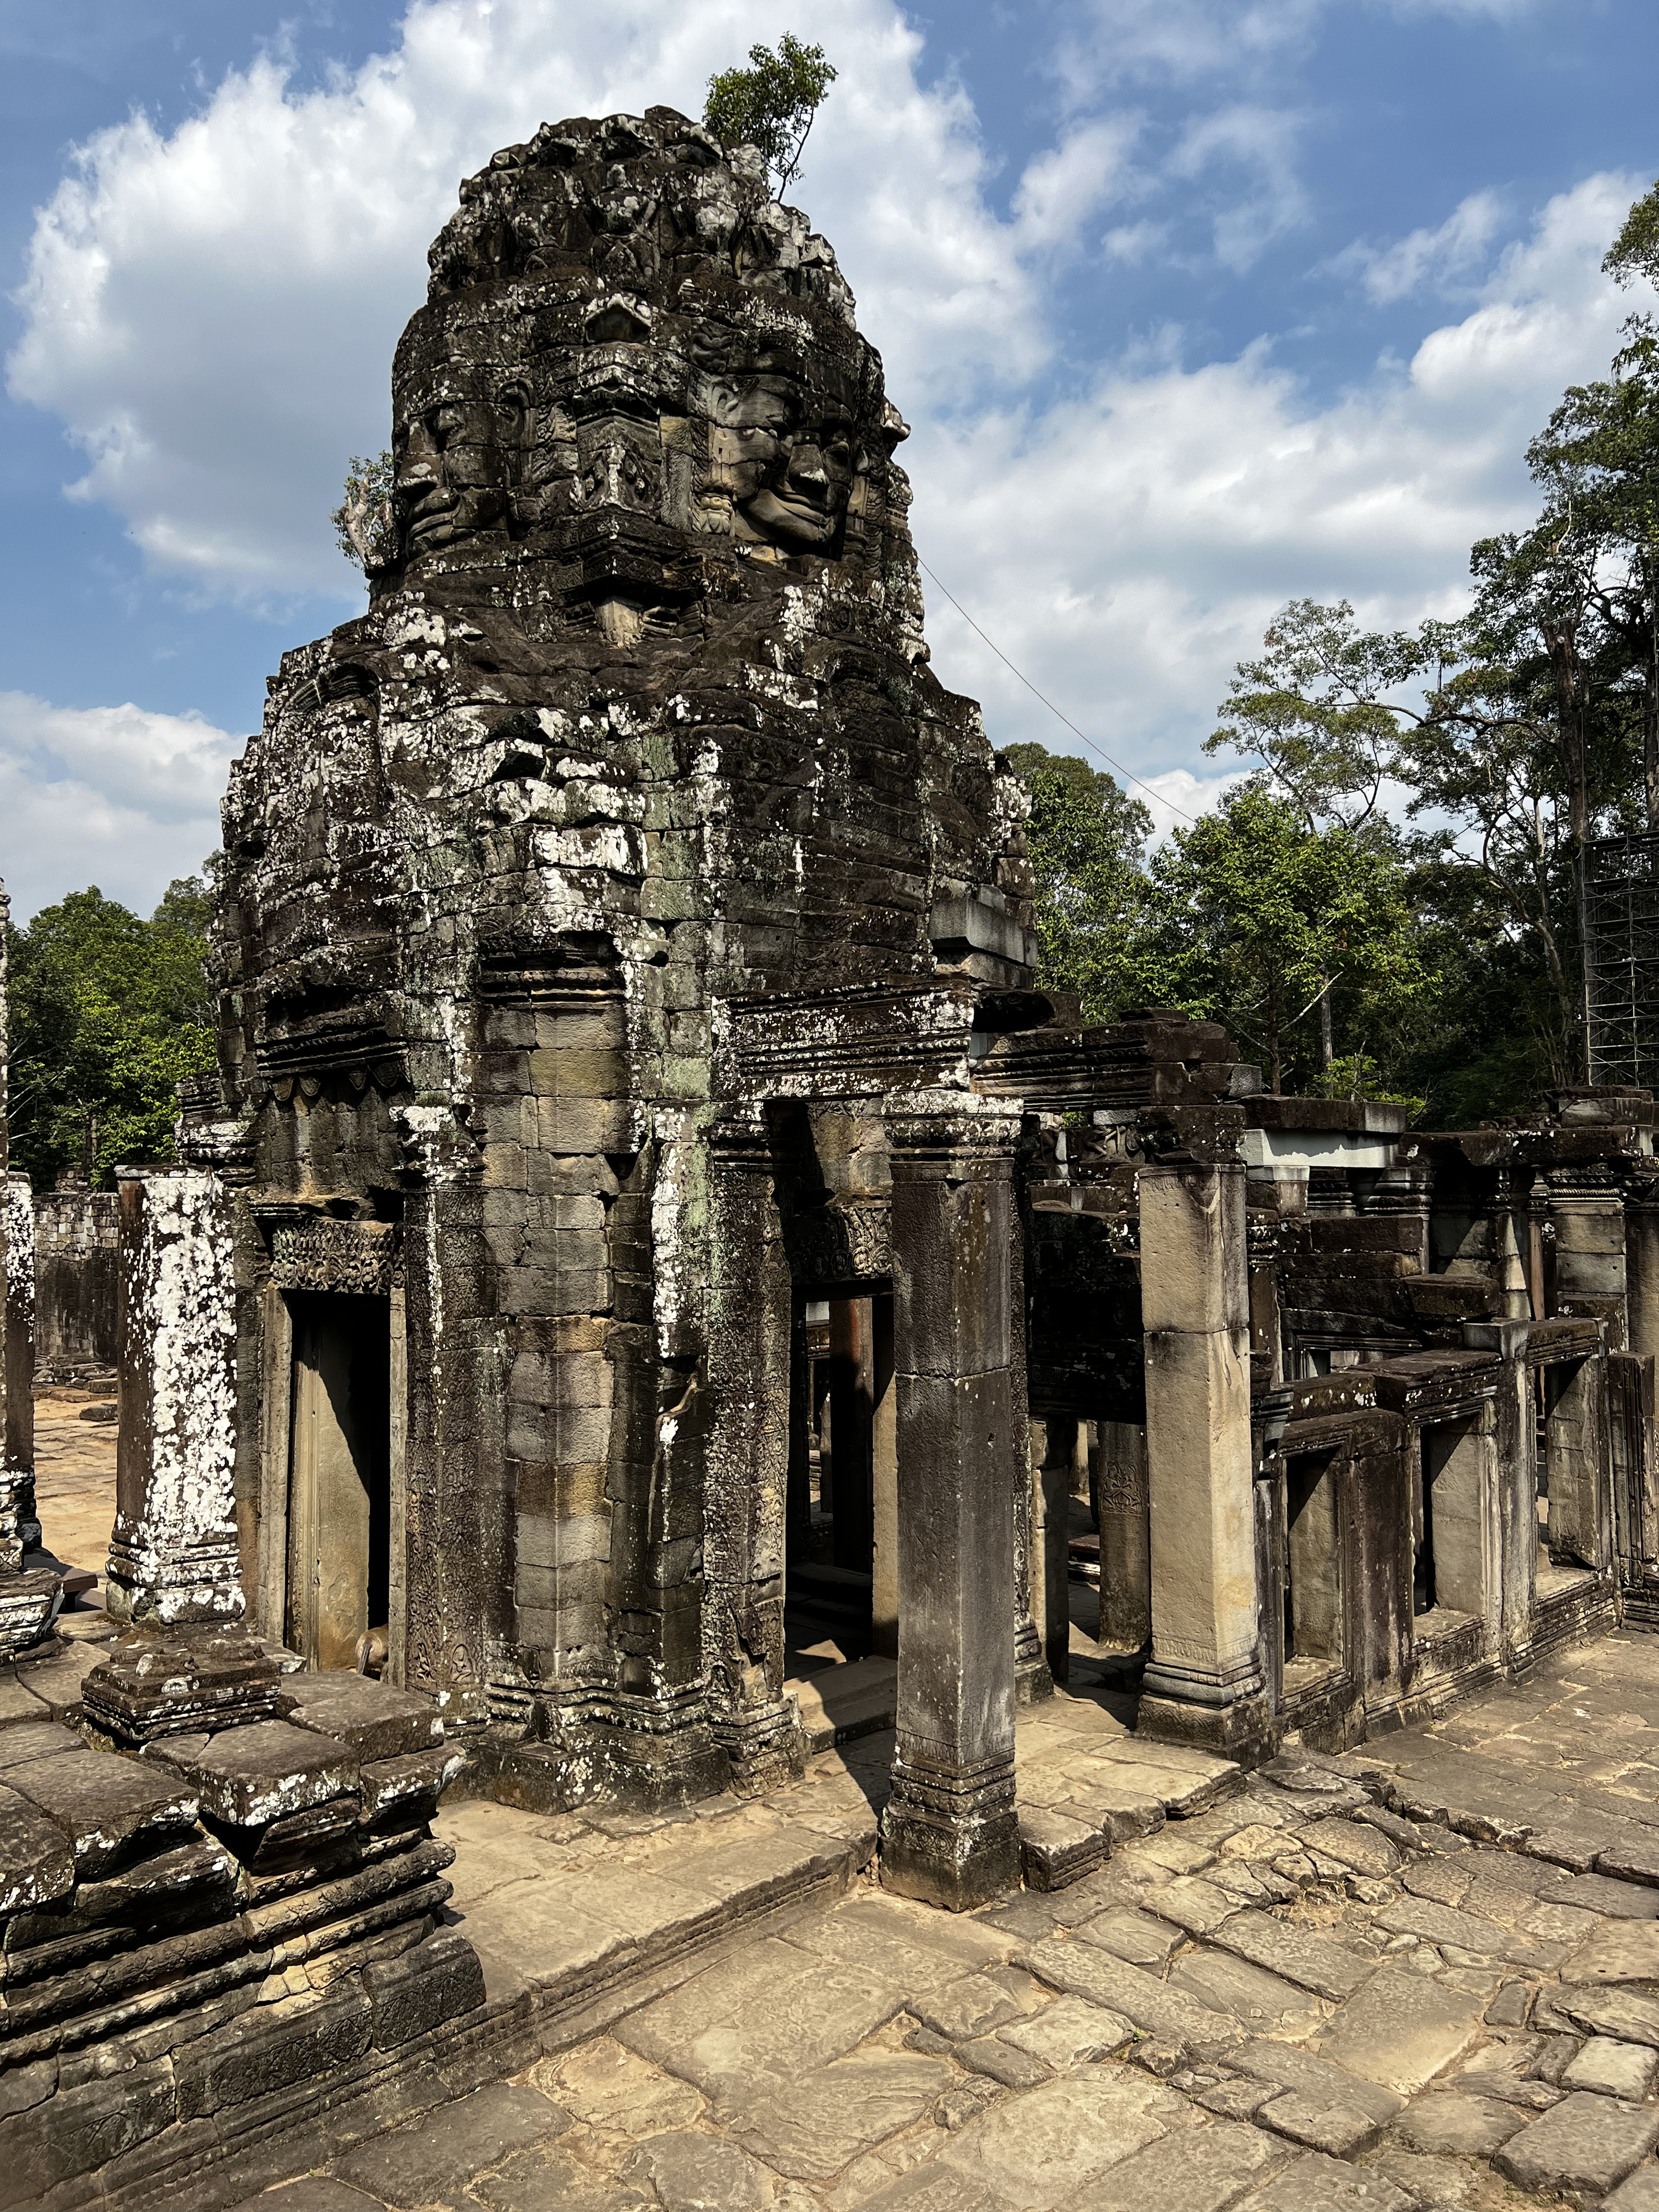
[708,375,857,551]
[395,394,522,556]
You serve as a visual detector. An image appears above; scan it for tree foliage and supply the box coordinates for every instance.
[333,450,397,576]
[6,875,220,1190]
[705,35,837,196]
[1003,742,1153,1022]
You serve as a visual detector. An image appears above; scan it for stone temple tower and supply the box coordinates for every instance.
[204,107,1042,1897]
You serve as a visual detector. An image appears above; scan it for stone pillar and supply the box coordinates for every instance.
[881,1101,1021,1911]
[1094,1419,1151,1648]
[703,1110,802,1791]
[1136,1107,1267,1759]
[1548,1165,1628,1345]
[1030,1415,1072,1687]
[1010,1181,1050,1703]
[871,1293,899,1659]
[106,1168,243,1625]
[2,1174,38,1557]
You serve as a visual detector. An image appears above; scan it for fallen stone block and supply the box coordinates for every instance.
[7,1749,199,1875]
[278,1673,444,1762]
[1018,1804,1106,1892]
[0,1781,75,1913]
[145,1719,359,1827]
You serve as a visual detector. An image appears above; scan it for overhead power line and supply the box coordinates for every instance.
[916,555,1202,827]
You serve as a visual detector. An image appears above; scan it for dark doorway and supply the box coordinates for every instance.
[286,1291,392,1670]
[785,1290,893,1666]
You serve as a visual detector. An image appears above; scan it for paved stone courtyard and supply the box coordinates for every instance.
[208,1630,1659,2212]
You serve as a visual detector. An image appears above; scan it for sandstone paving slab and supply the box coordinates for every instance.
[531,2038,702,2135]
[1131,1831,1221,1878]
[954,2033,1055,2088]
[785,1898,1012,1989]
[1555,1987,1659,2047]
[471,2142,649,2212]
[1206,1910,1376,2001]
[1255,2089,1379,2158]
[529,1863,724,1952]
[997,1993,1133,2068]
[1229,2037,1405,2126]
[1145,1876,1240,1937]
[853,2164,1019,2212]
[1169,1949,1325,2034]
[1562,1923,1659,1984]
[1387,2091,1526,2158]
[1315,1965,1484,2096]
[0,1719,82,1771]
[1016,1937,1243,2059]
[618,2128,770,2210]
[1562,2034,1659,2099]
[455,1884,634,2004]
[910,1972,1026,2041]
[613,1936,904,2102]
[1297,1820,1399,1880]
[1075,1905,1183,1969]
[227,2185,385,2212]
[335,2083,570,2208]
[933,2066,1192,2210]
[1605,2168,1659,2209]
[1495,2090,1659,2199]
[726,2051,950,2182]
[1598,1834,1659,1889]
[1072,2116,1284,2212]
[1233,2148,1415,2210]
[1375,1895,1566,1968]
[1540,1868,1659,1921]
[672,1821,872,1908]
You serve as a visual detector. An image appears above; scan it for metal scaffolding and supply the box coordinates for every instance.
[1585,831,1659,1088]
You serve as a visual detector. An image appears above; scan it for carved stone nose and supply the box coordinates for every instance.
[789,445,827,486]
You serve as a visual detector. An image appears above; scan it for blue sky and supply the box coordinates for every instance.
[1,0,1656,916]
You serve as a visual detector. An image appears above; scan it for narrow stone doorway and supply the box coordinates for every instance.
[286,1291,392,1671]
[785,1289,895,1666]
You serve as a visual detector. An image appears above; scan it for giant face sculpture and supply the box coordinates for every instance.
[707,375,857,551]
[394,389,528,556]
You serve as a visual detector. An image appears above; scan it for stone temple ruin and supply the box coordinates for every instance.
[13,107,1659,2207]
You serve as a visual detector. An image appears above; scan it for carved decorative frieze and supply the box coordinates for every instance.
[267,1217,399,1296]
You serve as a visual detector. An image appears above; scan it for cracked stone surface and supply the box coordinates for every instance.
[229,1634,1659,2212]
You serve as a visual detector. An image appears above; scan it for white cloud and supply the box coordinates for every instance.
[911,173,1653,811]
[1170,105,1308,270]
[0,694,238,921]
[8,0,1046,607]
[1334,189,1507,304]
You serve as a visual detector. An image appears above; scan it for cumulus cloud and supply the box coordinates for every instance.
[913,173,1653,792]
[7,0,1046,607]
[0,694,238,921]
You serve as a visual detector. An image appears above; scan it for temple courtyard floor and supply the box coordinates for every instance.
[184,1630,1659,2212]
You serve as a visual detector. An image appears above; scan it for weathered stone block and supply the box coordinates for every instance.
[145,1719,359,1827]
[174,1985,372,2119]
[8,1748,199,1875]
[364,1927,485,2048]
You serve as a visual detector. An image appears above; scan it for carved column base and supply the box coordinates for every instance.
[709,1693,806,1796]
[1015,1614,1053,1705]
[1139,1653,1273,1765]
[880,1748,1021,1912]
[81,1622,280,1747]
[105,1516,244,1629]
[583,1686,731,1811]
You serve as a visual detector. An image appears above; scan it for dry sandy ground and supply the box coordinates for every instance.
[33,1383,117,1603]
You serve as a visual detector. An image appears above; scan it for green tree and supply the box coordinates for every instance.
[1147,787,1431,1099]
[1003,742,1155,1022]
[333,450,397,576]
[7,873,220,1190]
[705,35,837,196]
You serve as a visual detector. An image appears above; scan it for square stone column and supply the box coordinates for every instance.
[703,1108,803,1792]
[1136,1107,1268,1760]
[2,1173,38,1561]
[106,1168,243,1626]
[881,1100,1022,1911]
